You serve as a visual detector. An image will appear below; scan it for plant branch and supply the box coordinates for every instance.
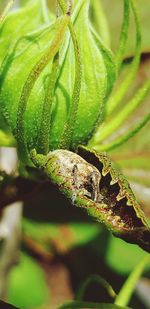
[0,173,43,210]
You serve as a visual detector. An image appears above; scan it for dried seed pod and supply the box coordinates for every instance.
[31,146,150,253]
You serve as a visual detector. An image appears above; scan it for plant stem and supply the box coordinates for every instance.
[91,79,150,145]
[107,0,141,116]
[115,0,130,72]
[59,0,82,149]
[115,255,150,307]
[16,11,70,161]
[93,111,150,152]
[0,0,14,24]
[59,301,131,309]
[76,274,116,301]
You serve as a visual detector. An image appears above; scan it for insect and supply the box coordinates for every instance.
[0,0,150,254]
[31,146,150,253]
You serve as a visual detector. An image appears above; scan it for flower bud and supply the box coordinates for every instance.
[0,0,116,163]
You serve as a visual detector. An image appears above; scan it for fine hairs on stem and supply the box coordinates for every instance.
[16,3,70,161]
[59,0,82,149]
[107,0,141,116]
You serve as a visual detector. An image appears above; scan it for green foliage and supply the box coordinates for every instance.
[31,146,150,253]
[7,253,49,308]
[106,235,150,275]
[115,254,150,306]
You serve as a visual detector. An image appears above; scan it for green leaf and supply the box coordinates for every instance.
[106,235,150,275]
[90,27,116,99]
[115,254,150,307]
[0,129,16,147]
[31,146,150,253]
[0,24,55,140]
[0,300,20,309]
[0,0,48,64]
[0,0,50,134]
[7,252,49,309]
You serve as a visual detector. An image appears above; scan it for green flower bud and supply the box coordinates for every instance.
[0,0,116,163]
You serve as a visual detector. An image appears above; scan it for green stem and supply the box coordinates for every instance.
[107,0,141,116]
[59,0,82,149]
[115,254,150,307]
[41,0,50,24]
[16,11,70,161]
[90,0,110,47]
[37,53,59,154]
[92,79,150,145]
[94,111,150,152]
[76,274,116,301]
[59,301,131,309]
[115,0,130,72]
[0,0,14,24]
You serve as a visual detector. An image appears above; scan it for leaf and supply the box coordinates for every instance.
[7,252,49,309]
[0,0,50,133]
[0,300,20,309]
[90,27,116,99]
[115,254,150,307]
[0,0,48,64]
[106,234,150,275]
[78,146,150,252]
[0,129,15,147]
[103,56,150,216]
[31,146,150,253]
